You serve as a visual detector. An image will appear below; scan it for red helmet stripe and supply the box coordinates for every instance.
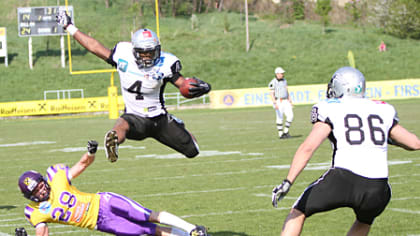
[142,31,152,38]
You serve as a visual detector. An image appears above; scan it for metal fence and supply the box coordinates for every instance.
[164,92,210,109]
[43,90,209,109]
[44,89,84,100]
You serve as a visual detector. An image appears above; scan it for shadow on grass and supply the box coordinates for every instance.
[33,48,88,66]
[279,134,303,140]
[211,231,249,236]
[0,53,18,66]
[289,134,303,139]
[0,205,17,210]
[325,28,337,34]
[249,38,256,51]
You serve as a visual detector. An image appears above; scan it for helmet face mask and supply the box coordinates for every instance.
[131,29,161,69]
[18,171,50,202]
[326,67,366,99]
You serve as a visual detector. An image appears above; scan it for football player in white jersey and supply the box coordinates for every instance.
[271,67,420,235]
[56,12,211,162]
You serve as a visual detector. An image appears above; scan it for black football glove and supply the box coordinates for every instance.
[188,77,211,98]
[272,179,292,208]
[15,227,27,236]
[87,140,98,155]
[56,11,73,29]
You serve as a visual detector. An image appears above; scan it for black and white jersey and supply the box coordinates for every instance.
[109,42,182,117]
[311,97,399,178]
[268,78,288,99]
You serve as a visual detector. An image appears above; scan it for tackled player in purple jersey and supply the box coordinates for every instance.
[18,141,208,236]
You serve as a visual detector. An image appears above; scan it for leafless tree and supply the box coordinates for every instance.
[205,0,214,13]
[218,0,224,12]
[171,0,177,17]
[192,0,197,13]
[197,0,203,13]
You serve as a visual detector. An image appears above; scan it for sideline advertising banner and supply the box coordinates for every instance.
[1,79,419,117]
[0,97,124,117]
[209,79,420,109]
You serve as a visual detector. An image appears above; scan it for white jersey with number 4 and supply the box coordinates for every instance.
[311,97,399,178]
[110,42,181,118]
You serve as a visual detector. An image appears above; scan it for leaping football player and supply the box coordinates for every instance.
[56,11,211,162]
[18,141,209,236]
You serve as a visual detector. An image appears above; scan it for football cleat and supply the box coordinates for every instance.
[104,130,119,162]
[280,133,291,139]
[190,225,208,236]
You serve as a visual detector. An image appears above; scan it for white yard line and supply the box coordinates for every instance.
[50,145,145,153]
[135,186,248,198]
[0,141,55,147]
[392,197,420,201]
[48,229,90,235]
[0,218,21,222]
[181,207,290,218]
[135,150,262,159]
[389,208,420,215]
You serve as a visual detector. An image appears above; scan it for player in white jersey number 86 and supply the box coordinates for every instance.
[271,67,420,235]
[56,11,211,163]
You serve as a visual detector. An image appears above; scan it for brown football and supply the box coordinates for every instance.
[179,77,197,98]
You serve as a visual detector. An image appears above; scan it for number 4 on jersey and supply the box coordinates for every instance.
[125,81,144,100]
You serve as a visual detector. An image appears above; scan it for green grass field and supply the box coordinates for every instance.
[1,1,420,102]
[1,99,420,235]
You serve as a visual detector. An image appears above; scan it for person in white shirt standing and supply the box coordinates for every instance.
[269,67,294,139]
[56,12,211,163]
[271,67,420,235]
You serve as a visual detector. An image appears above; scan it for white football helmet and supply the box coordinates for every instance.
[131,29,161,68]
[327,67,366,98]
[275,67,285,74]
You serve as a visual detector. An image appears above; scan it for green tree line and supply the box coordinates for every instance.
[106,0,419,39]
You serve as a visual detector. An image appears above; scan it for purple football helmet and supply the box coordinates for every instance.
[18,171,50,202]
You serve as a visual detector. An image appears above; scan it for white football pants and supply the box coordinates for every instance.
[274,99,293,135]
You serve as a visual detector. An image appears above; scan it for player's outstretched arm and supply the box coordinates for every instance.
[56,11,111,61]
[272,122,330,207]
[70,141,98,179]
[389,124,420,150]
[287,122,330,183]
